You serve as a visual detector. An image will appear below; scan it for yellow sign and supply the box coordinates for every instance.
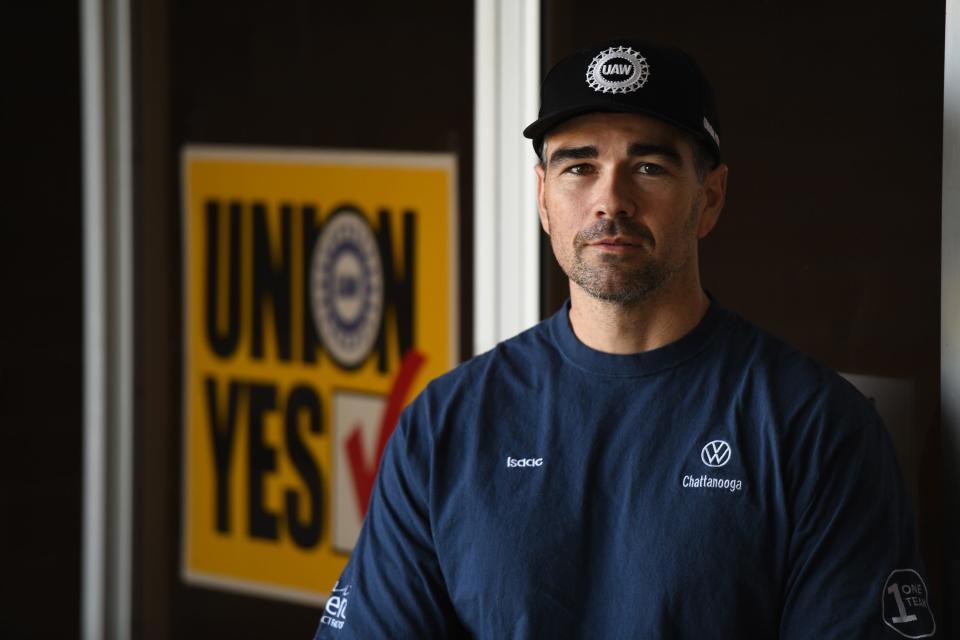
[180,146,458,605]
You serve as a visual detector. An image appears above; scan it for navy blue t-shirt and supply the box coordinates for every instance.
[315,301,935,639]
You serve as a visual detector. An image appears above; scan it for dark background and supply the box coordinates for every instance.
[2,2,84,638]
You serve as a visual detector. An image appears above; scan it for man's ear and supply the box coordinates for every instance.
[697,163,728,239]
[535,163,550,234]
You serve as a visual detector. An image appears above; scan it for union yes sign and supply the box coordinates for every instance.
[180,146,458,604]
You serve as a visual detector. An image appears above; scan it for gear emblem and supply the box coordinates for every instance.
[309,208,384,369]
[586,46,650,94]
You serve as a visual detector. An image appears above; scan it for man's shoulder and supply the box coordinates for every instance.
[720,307,872,419]
[417,317,558,405]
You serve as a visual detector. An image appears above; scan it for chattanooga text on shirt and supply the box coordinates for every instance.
[682,474,744,492]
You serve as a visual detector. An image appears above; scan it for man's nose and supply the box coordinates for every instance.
[593,170,635,218]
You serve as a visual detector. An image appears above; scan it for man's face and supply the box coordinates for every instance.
[535,112,726,305]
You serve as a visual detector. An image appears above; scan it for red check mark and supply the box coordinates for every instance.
[344,349,426,519]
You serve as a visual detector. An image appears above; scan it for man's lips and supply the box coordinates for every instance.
[586,236,646,251]
[590,237,641,246]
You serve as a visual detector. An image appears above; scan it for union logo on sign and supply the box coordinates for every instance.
[701,440,732,467]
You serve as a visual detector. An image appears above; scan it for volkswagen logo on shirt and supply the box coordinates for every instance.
[700,440,732,467]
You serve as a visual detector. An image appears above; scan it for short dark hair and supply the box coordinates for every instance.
[536,133,719,183]
[688,136,719,183]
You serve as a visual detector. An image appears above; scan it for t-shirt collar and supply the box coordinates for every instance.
[548,295,727,377]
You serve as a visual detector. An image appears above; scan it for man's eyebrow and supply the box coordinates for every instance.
[548,145,598,166]
[628,143,684,167]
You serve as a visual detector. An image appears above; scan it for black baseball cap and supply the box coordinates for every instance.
[523,39,722,162]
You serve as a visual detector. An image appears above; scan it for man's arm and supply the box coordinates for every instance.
[780,398,935,639]
[314,402,463,638]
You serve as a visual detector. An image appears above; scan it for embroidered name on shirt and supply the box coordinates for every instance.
[506,456,543,468]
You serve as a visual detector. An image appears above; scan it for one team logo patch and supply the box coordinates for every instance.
[586,46,650,94]
[310,208,384,369]
[882,569,935,638]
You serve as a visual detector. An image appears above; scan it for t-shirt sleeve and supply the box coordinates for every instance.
[780,396,936,639]
[313,402,463,639]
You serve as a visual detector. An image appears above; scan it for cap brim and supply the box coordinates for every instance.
[523,103,717,160]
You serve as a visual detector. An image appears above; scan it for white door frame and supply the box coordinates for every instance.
[941,0,960,622]
[473,0,542,353]
[81,0,134,637]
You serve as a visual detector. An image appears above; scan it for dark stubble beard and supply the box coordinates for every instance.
[561,198,701,305]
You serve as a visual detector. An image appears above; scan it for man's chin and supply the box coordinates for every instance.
[576,281,661,305]
[567,264,672,303]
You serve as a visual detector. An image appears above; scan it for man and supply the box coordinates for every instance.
[314,39,935,638]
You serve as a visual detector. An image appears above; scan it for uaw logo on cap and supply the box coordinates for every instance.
[310,207,384,369]
[586,46,650,94]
